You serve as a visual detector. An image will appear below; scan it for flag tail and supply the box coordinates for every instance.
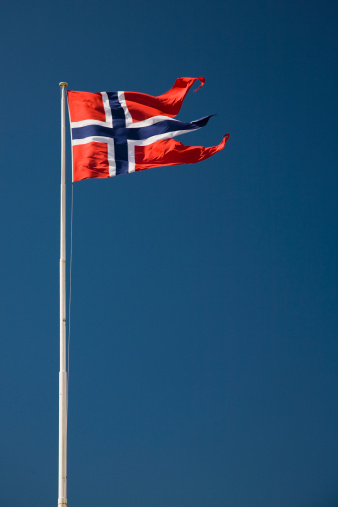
[134,134,230,171]
[124,77,205,121]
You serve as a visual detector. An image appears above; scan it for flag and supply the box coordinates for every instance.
[67,77,229,182]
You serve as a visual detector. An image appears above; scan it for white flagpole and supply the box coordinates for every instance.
[59,81,68,507]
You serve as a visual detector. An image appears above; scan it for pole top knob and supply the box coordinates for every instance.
[59,82,68,88]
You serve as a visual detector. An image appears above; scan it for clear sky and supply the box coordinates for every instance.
[1,1,338,506]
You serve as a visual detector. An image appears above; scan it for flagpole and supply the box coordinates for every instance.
[59,81,68,507]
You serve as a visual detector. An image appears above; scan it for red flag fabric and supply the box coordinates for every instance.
[67,78,229,181]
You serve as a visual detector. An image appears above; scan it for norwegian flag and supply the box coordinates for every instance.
[67,77,229,182]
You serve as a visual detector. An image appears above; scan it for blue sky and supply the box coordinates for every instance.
[1,1,338,506]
